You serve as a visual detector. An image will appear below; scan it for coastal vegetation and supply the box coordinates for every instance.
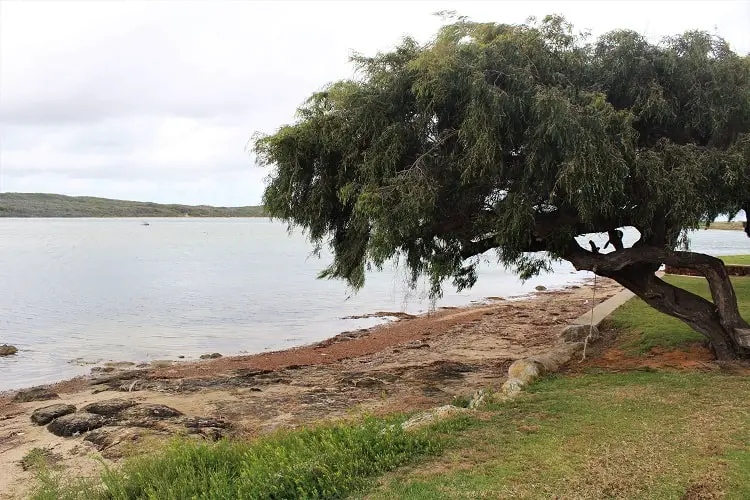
[30,276,750,498]
[31,416,463,499]
[32,332,750,499]
[0,193,265,218]
[254,15,750,359]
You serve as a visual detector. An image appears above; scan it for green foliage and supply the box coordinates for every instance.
[254,15,750,296]
[612,276,750,352]
[0,193,265,218]
[31,417,445,500]
[450,394,471,408]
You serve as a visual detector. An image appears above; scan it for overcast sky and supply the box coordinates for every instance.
[1,1,749,206]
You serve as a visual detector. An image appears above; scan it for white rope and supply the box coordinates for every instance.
[580,273,597,362]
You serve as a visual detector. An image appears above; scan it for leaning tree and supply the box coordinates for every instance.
[254,16,750,360]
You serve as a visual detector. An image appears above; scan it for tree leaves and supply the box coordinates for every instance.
[254,16,750,296]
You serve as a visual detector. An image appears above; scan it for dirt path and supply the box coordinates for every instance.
[0,280,621,499]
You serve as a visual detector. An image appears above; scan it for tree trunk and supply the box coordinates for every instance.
[606,265,746,360]
[564,245,750,360]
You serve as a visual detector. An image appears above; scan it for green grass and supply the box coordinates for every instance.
[33,373,750,499]
[722,255,750,265]
[31,416,476,500]
[611,276,750,353]
[365,371,750,499]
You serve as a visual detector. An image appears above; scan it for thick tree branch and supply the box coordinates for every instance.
[605,229,624,251]
[564,241,750,350]
[607,268,740,358]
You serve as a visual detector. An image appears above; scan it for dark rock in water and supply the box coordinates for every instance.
[200,353,222,360]
[31,404,76,425]
[0,344,18,356]
[83,398,138,417]
[13,387,60,403]
[47,413,106,437]
[91,366,116,374]
[535,285,547,291]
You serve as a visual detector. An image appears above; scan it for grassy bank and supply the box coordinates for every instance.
[722,255,750,265]
[0,193,265,218]
[367,371,750,499]
[366,277,750,498]
[33,371,750,499]
[31,416,474,499]
[612,275,750,352]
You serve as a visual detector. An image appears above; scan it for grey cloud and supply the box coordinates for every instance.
[1,1,748,206]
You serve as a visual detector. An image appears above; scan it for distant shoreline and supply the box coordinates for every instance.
[0,193,266,218]
[708,221,745,231]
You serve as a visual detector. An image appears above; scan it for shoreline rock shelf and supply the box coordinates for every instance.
[0,280,626,498]
[0,344,18,356]
[30,404,76,425]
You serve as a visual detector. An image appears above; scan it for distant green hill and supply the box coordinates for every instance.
[0,193,267,218]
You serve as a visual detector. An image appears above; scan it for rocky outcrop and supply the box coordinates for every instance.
[30,404,76,425]
[507,358,547,385]
[0,344,18,356]
[120,404,182,420]
[83,398,138,416]
[200,353,222,360]
[502,342,587,397]
[119,404,183,428]
[13,387,60,403]
[182,416,230,430]
[47,413,106,437]
[499,289,631,397]
[84,427,153,457]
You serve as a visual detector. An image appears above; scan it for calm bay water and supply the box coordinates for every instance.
[0,218,747,390]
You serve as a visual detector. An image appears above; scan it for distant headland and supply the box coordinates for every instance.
[0,193,266,218]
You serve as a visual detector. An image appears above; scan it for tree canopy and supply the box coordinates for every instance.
[254,15,750,359]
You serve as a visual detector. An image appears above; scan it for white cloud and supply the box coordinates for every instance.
[1,0,748,205]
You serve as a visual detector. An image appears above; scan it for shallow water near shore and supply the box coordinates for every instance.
[0,218,746,390]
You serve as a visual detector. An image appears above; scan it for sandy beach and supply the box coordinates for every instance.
[0,279,622,498]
